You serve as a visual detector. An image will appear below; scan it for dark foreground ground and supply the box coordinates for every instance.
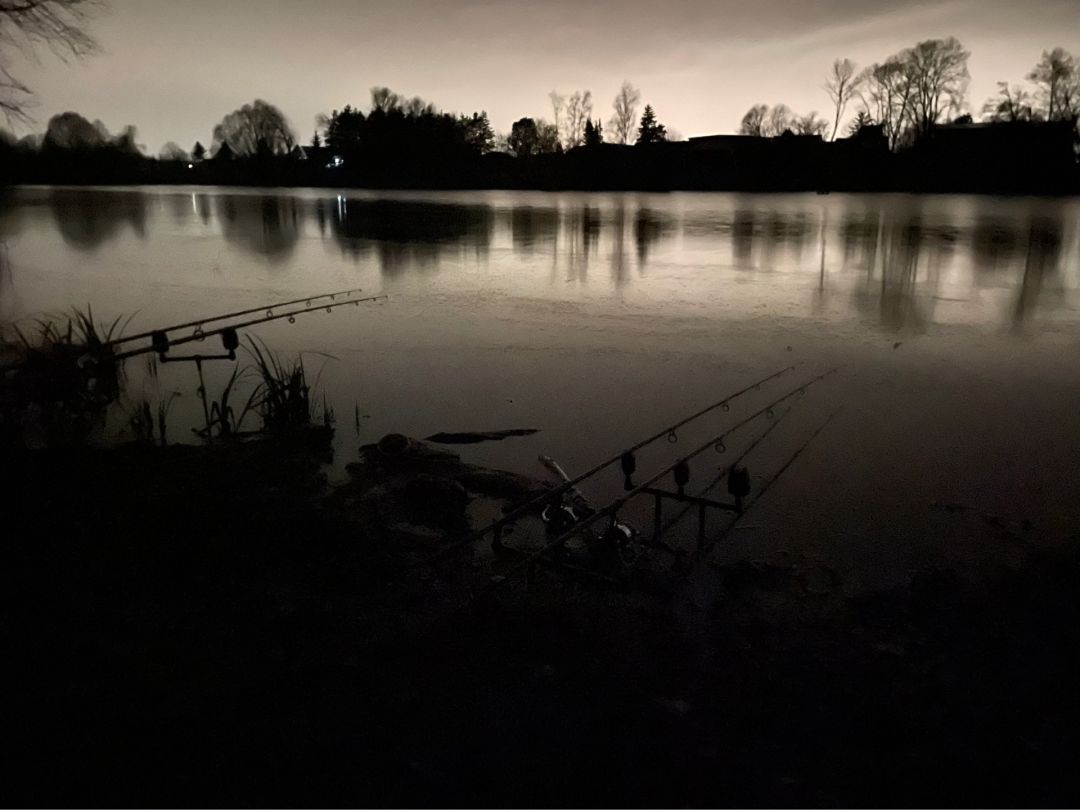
[3,436,1080,807]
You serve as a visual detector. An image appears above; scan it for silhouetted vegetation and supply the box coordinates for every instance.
[0,0,99,121]
[2,41,1079,194]
[212,99,295,157]
[305,88,499,187]
[508,116,559,158]
[825,58,860,141]
[583,118,603,147]
[609,81,641,145]
[636,104,667,145]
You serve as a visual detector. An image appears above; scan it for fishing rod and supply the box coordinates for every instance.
[650,402,796,550]
[111,294,387,361]
[694,406,844,563]
[473,368,837,598]
[108,287,368,347]
[428,364,798,563]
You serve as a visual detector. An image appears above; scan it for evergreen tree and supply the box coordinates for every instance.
[584,118,603,147]
[635,104,667,144]
[311,131,322,148]
[459,111,495,154]
[191,141,206,161]
[846,110,873,136]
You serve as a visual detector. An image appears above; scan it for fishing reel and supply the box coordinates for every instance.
[604,518,642,568]
[541,502,581,536]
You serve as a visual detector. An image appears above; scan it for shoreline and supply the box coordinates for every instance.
[4,432,1079,805]
[6,178,1080,198]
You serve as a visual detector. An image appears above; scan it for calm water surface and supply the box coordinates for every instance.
[3,186,1080,589]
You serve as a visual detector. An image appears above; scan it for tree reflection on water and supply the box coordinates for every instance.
[50,188,148,252]
[327,197,493,276]
[18,188,1078,332]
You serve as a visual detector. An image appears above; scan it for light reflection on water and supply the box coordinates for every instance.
[2,186,1076,334]
[2,186,1080,588]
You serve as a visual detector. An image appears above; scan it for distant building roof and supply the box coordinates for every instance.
[937,119,1069,131]
[293,144,331,161]
[927,119,1075,151]
[915,118,1077,191]
[688,134,767,150]
[687,133,828,152]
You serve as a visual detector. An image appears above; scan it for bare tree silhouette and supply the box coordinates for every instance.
[857,58,917,150]
[739,104,768,136]
[211,99,295,157]
[793,111,829,137]
[1027,48,1078,121]
[548,91,565,145]
[982,82,1037,122]
[371,86,403,113]
[825,58,860,141]
[764,104,794,136]
[0,0,100,121]
[905,38,970,139]
[537,119,559,153]
[563,90,593,149]
[609,81,640,145]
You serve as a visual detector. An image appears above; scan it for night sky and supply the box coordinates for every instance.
[8,0,1080,154]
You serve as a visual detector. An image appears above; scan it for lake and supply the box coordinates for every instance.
[3,185,1080,590]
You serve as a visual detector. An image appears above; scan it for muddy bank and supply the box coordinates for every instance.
[3,433,1080,806]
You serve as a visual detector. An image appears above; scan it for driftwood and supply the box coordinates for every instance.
[425,428,539,445]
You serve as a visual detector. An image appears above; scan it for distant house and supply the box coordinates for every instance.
[684,132,829,190]
[834,124,888,153]
[687,133,771,158]
[688,131,827,150]
[680,127,899,191]
[913,119,1077,192]
[291,144,346,169]
[292,144,326,162]
[212,141,235,161]
[929,119,1074,152]
[822,125,891,189]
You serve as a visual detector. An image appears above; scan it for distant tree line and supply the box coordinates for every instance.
[741,40,1080,152]
[1,37,1078,192]
[982,48,1080,125]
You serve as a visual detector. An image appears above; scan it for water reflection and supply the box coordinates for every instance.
[0,189,23,238]
[762,210,813,270]
[0,240,13,316]
[192,192,212,226]
[633,207,674,268]
[876,218,934,333]
[11,188,1080,332]
[839,211,880,269]
[732,209,755,267]
[328,198,493,275]
[1014,216,1065,328]
[216,195,300,262]
[610,202,631,287]
[562,205,599,282]
[49,188,148,251]
[511,206,560,255]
